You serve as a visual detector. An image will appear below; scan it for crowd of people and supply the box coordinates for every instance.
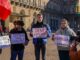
[0,13,79,60]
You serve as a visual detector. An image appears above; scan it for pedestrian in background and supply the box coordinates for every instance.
[30,13,51,60]
[10,20,29,60]
[52,19,76,60]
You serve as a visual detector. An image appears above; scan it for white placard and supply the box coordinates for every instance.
[11,33,25,44]
[32,28,47,38]
[54,35,70,47]
[0,35,10,48]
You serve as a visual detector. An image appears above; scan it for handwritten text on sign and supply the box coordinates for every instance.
[54,35,70,47]
[0,35,10,48]
[32,28,47,38]
[11,33,25,44]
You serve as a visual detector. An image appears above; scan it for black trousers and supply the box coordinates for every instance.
[10,49,24,60]
[34,44,46,60]
[58,50,70,60]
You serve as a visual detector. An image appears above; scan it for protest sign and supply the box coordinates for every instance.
[32,27,47,38]
[54,35,70,47]
[0,35,10,48]
[11,33,25,44]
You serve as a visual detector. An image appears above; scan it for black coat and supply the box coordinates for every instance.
[10,28,29,50]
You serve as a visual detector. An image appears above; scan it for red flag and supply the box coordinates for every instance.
[0,0,11,21]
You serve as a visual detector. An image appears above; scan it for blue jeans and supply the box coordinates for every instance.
[34,44,46,60]
[10,49,24,60]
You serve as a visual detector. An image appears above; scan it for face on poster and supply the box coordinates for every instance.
[11,33,25,44]
[32,27,47,38]
[54,35,70,47]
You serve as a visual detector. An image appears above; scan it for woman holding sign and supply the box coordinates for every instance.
[53,19,76,60]
[10,20,29,60]
[30,13,51,60]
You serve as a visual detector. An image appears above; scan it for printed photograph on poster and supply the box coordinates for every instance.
[32,27,47,38]
[11,33,25,44]
[54,35,70,47]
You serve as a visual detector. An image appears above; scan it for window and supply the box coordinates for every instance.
[10,0,15,4]
[33,0,36,7]
[36,0,38,7]
[22,0,27,4]
[15,0,19,5]
[30,0,33,6]
[26,0,30,6]
[19,0,23,3]
[26,0,28,5]
[38,0,41,8]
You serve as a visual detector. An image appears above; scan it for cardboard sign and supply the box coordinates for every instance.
[32,27,47,38]
[11,33,25,44]
[54,35,70,47]
[0,35,10,48]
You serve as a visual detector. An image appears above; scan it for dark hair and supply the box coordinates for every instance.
[13,21,17,25]
[37,13,43,17]
[13,20,24,26]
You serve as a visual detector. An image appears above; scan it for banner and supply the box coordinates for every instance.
[54,35,70,47]
[11,33,25,44]
[32,27,47,38]
[0,35,10,48]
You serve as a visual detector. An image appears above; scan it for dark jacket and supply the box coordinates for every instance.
[30,22,51,45]
[10,28,29,50]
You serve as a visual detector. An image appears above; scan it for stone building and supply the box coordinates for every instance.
[4,0,49,30]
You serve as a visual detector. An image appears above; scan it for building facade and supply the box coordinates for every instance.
[43,0,63,32]
[4,0,80,32]
[43,0,80,32]
[5,0,49,30]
